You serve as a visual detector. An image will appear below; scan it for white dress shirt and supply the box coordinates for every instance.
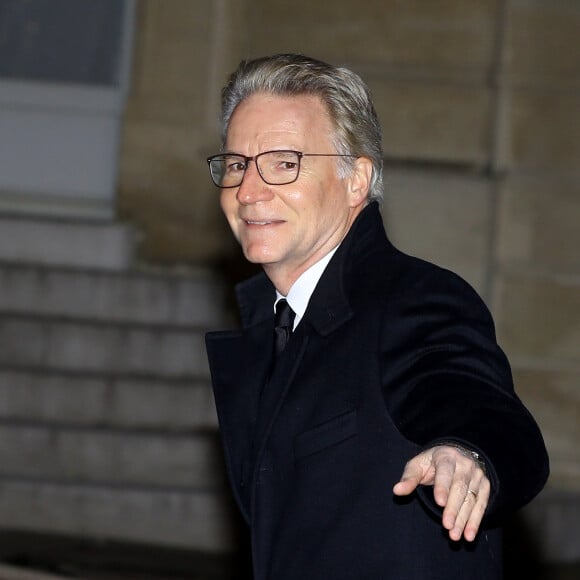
[274,246,339,330]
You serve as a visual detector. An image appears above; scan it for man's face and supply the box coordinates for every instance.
[221,93,367,290]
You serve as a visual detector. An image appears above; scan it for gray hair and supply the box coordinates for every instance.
[220,53,384,203]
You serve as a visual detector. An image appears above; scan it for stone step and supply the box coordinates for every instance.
[0,216,135,271]
[0,369,217,431]
[0,480,238,552]
[0,246,235,554]
[0,315,209,379]
[0,262,230,328]
[0,424,224,489]
[0,562,72,580]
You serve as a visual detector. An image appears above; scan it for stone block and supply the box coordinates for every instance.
[0,263,229,327]
[118,0,233,265]
[382,169,493,296]
[371,81,492,165]
[496,176,580,275]
[0,481,238,551]
[118,119,232,264]
[507,0,580,84]
[0,216,135,271]
[130,0,212,122]
[506,90,580,174]
[248,0,498,72]
[0,317,209,378]
[0,425,224,489]
[493,271,580,365]
[511,366,580,492]
[0,370,217,431]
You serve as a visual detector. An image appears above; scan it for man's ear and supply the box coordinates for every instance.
[348,156,373,207]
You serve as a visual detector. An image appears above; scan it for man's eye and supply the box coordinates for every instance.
[278,161,297,171]
[228,161,246,172]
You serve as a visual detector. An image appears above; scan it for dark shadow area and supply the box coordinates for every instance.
[503,513,580,580]
[211,247,262,327]
[503,511,545,579]
[0,530,252,579]
[1,524,578,579]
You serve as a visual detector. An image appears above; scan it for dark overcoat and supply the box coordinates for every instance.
[206,202,549,580]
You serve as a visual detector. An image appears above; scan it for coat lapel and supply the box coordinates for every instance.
[253,329,310,458]
[206,318,272,518]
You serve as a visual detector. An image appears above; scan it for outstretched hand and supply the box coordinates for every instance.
[393,445,490,542]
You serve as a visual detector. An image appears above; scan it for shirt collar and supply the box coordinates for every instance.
[275,245,339,329]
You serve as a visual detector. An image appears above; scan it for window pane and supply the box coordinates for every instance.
[0,0,125,86]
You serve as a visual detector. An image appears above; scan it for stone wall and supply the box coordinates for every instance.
[117,0,580,561]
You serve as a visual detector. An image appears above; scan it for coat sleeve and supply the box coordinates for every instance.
[379,266,549,518]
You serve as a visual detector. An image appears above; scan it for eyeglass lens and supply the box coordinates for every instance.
[209,150,300,187]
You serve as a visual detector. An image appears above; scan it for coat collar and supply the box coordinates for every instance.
[235,202,393,336]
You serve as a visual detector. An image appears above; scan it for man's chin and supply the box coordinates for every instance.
[242,247,280,266]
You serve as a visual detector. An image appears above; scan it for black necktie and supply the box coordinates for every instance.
[273,299,295,356]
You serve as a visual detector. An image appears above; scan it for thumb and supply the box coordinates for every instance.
[392,461,424,497]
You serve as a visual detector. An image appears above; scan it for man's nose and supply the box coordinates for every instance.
[236,162,274,204]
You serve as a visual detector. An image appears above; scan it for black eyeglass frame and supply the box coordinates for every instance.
[206,149,358,188]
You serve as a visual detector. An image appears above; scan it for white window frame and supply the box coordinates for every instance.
[0,0,136,220]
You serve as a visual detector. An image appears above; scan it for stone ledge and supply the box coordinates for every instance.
[0,215,135,271]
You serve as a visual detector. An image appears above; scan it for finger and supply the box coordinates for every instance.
[393,454,432,496]
[462,479,491,542]
[431,453,457,507]
[433,450,485,530]
[431,445,483,508]
[392,469,421,496]
[441,469,481,532]
[448,487,477,541]
[448,476,491,542]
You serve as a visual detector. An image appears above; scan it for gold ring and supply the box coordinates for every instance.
[466,489,478,500]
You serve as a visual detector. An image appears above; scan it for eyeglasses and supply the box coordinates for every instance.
[206,149,357,188]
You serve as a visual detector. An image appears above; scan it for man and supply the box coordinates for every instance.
[205,53,549,580]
